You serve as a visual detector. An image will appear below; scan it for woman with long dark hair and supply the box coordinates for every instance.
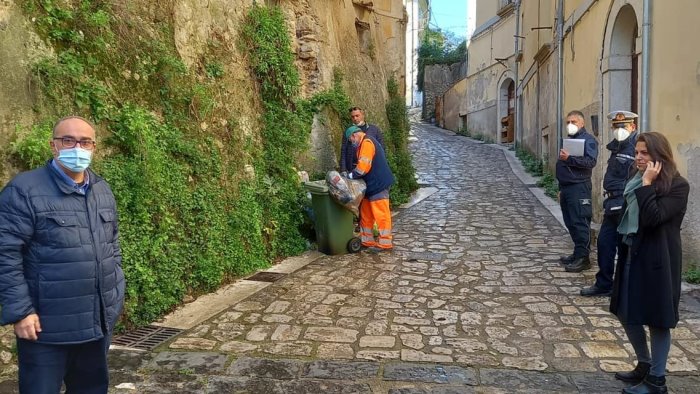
[610,132,690,394]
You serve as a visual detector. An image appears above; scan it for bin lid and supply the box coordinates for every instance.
[304,180,329,194]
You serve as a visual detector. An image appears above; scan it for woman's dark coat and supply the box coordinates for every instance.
[610,175,690,328]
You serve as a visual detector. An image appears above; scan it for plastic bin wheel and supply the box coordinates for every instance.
[347,237,362,253]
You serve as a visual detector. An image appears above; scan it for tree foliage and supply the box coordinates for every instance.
[417,28,467,91]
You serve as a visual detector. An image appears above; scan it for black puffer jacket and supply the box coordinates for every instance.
[602,132,638,215]
[0,162,125,344]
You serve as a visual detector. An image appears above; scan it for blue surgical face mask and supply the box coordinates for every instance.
[57,147,92,173]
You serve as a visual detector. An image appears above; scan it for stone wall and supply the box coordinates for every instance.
[422,61,466,121]
[0,0,406,181]
[681,145,700,264]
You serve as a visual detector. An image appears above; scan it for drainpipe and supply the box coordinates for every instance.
[556,0,564,150]
[513,0,521,149]
[640,0,651,132]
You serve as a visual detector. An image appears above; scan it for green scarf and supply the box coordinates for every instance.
[617,172,644,245]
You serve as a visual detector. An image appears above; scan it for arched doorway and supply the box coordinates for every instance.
[497,77,515,143]
[603,3,640,136]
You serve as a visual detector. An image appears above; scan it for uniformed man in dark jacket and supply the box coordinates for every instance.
[340,106,385,175]
[0,116,125,393]
[557,110,599,272]
[580,111,638,296]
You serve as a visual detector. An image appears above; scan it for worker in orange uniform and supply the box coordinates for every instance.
[345,125,395,252]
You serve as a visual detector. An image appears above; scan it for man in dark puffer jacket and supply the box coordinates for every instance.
[0,116,125,393]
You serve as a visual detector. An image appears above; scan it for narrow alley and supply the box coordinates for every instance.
[16,121,699,394]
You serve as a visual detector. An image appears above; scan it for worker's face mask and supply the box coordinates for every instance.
[566,123,579,136]
[57,147,92,173]
[613,127,631,141]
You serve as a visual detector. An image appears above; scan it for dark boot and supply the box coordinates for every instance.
[621,374,667,394]
[559,254,575,265]
[580,284,612,297]
[615,362,650,384]
[565,256,591,272]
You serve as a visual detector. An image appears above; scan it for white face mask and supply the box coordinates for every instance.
[613,127,630,141]
[566,123,579,136]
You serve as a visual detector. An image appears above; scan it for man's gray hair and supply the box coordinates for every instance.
[566,110,585,121]
[52,116,96,137]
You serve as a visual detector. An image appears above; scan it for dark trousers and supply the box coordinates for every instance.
[594,212,622,291]
[622,324,672,377]
[559,181,593,258]
[17,336,110,394]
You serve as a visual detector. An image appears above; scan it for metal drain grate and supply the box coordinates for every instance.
[112,325,182,350]
[247,271,287,282]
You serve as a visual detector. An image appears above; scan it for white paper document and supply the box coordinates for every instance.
[563,139,585,156]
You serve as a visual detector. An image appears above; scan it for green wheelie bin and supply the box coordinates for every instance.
[304,180,362,255]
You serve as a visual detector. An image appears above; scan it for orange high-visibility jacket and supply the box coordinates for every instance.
[351,133,394,196]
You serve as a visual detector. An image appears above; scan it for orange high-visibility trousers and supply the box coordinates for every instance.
[359,197,392,249]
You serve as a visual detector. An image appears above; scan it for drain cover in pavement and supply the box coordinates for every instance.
[246,271,287,282]
[112,325,182,350]
[405,252,444,262]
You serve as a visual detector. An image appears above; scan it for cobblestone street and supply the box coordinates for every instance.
[112,122,700,393]
[5,122,698,393]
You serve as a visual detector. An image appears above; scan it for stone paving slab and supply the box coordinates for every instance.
[227,357,303,379]
[479,368,577,392]
[387,387,475,394]
[303,360,380,379]
[103,353,700,393]
[147,351,228,374]
[383,363,477,385]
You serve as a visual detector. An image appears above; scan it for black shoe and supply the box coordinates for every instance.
[622,374,667,394]
[615,362,651,384]
[565,256,591,272]
[580,285,612,297]
[559,254,575,265]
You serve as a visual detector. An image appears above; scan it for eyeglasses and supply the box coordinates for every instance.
[612,123,628,128]
[53,137,96,150]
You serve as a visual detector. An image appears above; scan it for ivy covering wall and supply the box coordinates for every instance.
[7,0,416,328]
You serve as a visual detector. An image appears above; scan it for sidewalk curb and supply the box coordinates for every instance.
[153,251,324,330]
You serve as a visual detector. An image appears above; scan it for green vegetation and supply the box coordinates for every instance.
[516,147,544,176]
[10,122,53,169]
[684,266,700,284]
[9,1,409,328]
[384,77,418,205]
[516,148,558,199]
[536,172,559,200]
[456,126,469,137]
[457,128,495,144]
[417,28,466,92]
